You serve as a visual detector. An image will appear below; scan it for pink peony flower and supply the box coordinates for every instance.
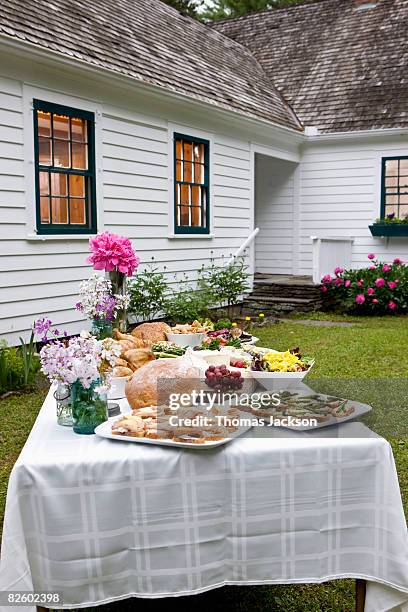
[388,301,397,311]
[387,281,396,289]
[87,232,139,276]
[369,265,376,270]
[334,277,344,286]
[382,264,391,273]
[357,280,363,287]
[393,258,403,265]
[371,299,379,304]
[367,253,376,260]
[320,285,328,293]
[355,293,365,305]
[367,287,375,295]
[322,274,332,283]
[375,278,385,288]
[334,267,344,275]
[345,280,351,288]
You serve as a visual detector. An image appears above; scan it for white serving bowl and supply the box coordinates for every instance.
[195,349,230,366]
[108,375,130,400]
[250,361,314,392]
[166,331,206,348]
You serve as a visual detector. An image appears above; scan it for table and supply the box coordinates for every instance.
[0,389,407,612]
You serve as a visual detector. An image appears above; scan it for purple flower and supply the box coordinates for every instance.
[387,212,395,220]
[33,318,52,337]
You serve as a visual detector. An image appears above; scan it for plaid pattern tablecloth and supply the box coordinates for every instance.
[0,389,407,612]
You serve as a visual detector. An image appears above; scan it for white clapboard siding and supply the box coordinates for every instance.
[298,141,408,276]
[0,74,252,344]
[255,155,296,275]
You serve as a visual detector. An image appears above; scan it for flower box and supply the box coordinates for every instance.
[369,224,408,237]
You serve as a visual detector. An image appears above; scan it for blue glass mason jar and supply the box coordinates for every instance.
[91,318,113,340]
[71,379,108,434]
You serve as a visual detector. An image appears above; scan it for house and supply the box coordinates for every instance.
[0,0,406,344]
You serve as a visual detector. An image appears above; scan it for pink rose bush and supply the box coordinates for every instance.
[87,232,139,276]
[321,253,407,314]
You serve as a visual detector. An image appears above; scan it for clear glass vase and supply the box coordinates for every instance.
[91,318,113,340]
[107,270,127,332]
[71,379,108,435]
[54,383,73,427]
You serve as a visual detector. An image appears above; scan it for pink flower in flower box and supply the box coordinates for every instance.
[369,265,376,270]
[367,287,375,295]
[334,267,344,275]
[355,293,365,305]
[388,301,397,310]
[371,299,379,304]
[322,274,332,283]
[367,253,376,260]
[375,278,385,288]
[393,258,403,264]
[382,264,391,273]
[387,281,397,289]
[344,280,351,288]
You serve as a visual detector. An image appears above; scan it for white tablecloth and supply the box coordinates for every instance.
[0,389,407,612]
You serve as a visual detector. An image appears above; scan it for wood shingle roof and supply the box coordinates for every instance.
[0,0,302,131]
[213,0,408,133]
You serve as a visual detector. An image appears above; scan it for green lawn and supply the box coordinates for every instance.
[1,313,407,611]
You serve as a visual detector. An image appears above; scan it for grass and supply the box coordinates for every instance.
[0,313,407,611]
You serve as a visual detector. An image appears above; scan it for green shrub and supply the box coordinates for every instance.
[0,341,39,394]
[128,262,168,321]
[321,254,408,314]
[199,257,250,318]
[164,277,212,324]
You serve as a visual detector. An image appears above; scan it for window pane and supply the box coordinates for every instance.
[386,195,398,206]
[70,198,86,224]
[179,205,189,226]
[201,189,207,225]
[399,194,408,205]
[193,143,204,164]
[191,185,201,206]
[180,184,190,205]
[176,160,182,182]
[69,174,85,197]
[51,197,68,224]
[385,159,399,175]
[40,196,50,223]
[38,137,52,165]
[399,205,408,218]
[183,161,193,183]
[39,172,49,195]
[53,139,70,167]
[71,117,87,142]
[385,177,398,188]
[194,162,204,184]
[175,139,182,160]
[37,111,51,138]
[183,141,193,162]
[191,206,201,226]
[72,142,87,170]
[399,159,408,174]
[53,114,70,140]
[50,173,68,196]
[399,176,408,188]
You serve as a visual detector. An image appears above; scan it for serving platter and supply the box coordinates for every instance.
[95,417,252,449]
[249,384,372,431]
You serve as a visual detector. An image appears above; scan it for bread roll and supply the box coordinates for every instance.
[112,366,133,377]
[131,322,171,347]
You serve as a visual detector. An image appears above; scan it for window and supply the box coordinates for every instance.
[33,100,97,234]
[381,156,408,219]
[174,133,210,234]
